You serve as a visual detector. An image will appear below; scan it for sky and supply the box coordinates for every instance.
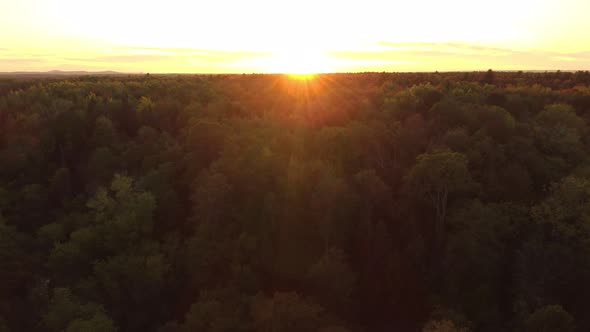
[1,0,589,73]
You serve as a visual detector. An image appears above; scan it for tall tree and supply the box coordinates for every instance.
[405,151,474,248]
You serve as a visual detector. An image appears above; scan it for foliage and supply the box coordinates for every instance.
[525,305,575,332]
[423,320,471,332]
[0,72,589,331]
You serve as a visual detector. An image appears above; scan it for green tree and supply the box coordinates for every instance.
[0,316,8,332]
[181,290,251,332]
[534,103,586,160]
[92,116,116,148]
[525,305,574,332]
[517,176,590,329]
[406,151,474,247]
[307,247,356,306]
[442,202,526,329]
[65,312,117,332]
[478,105,515,142]
[250,292,325,332]
[191,170,233,224]
[483,69,495,85]
[0,218,35,319]
[48,175,157,282]
[42,288,117,332]
[422,320,470,332]
[93,251,169,331]
[49,167,73,205]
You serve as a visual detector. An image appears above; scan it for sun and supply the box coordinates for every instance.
[264,48,334,75]
[287,73,317,80]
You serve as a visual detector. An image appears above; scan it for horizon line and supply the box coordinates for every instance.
[1,69,589,76]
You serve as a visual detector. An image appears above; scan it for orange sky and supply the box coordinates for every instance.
[1,0,589,73]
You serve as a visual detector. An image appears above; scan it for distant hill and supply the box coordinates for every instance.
[0,70,128,77]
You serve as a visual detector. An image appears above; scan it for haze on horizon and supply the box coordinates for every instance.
[1,0,589,73]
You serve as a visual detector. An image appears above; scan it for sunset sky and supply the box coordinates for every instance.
[1,0,589,73]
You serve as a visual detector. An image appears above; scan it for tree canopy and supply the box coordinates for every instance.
[0,71,590,331]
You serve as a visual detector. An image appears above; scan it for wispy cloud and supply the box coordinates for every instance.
[65,54,181,63]
[0,58,45,64]
[114,46,271,58]
[378,41,512,56]
[37,47,276,72]
[327,41,590,70]
[2,42,588,73]
[549,52,590,62]
[60,47,273,68]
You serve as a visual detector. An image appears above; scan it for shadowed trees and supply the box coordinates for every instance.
[0,73,590,332]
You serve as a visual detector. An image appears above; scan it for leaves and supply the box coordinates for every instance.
[1,73,590,332]
[525,305,574,332]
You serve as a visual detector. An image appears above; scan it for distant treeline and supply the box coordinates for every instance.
[1,71,590,332]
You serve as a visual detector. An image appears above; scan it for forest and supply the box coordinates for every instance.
[1,70,590,332]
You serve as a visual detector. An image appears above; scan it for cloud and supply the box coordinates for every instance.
[43,47,278,73]
[65,54,180,63]
[2,42,588,73]
[61,48,273,67]
[326,41,590,70]
[0,58,45,64]
[378,41,512,56]
[73,43,588,71]
[549,52,590,62]
[553,56,585,62]
[330,41,516,59]
[114,46,271,57]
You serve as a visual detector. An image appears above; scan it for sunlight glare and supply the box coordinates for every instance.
[265,48,334,74]
[287,73,317,80]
